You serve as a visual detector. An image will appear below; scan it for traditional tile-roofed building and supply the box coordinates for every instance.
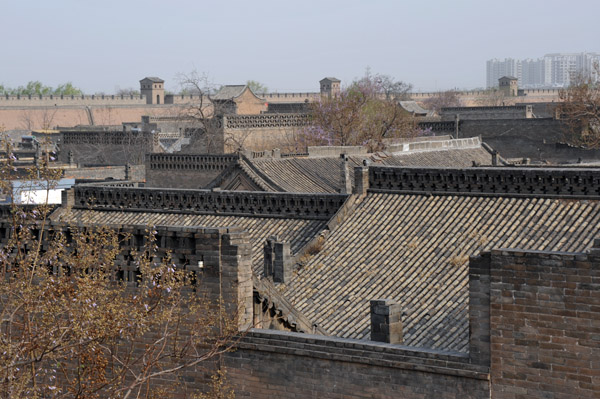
[207,137,501,193]
[53,208,326,272]
[51,187,344,274]
[211,85,266,115]
[399,100,430,116]
[4,162,600,397]
[283,189,600,351]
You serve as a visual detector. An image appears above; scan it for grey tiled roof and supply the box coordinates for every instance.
[212,85,247,100]
[213,144,496,193]
[140,77,164,83]
[282,193,600,352]
[399,101,429,115]
[320,77,341,83]
[51,209,327,274]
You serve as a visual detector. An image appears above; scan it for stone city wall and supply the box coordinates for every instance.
[0,94,146,107]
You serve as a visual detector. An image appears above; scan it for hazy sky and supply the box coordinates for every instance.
[1,0,598,93]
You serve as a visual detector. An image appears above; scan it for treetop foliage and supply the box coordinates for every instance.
[0,135,239,398]
[0,81,83,96]
[557,63,600,148]
[299,70,419,151]
[246,80,268,94]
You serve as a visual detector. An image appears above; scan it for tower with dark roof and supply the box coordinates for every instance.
[320,77,341,98]
[140,77,165,104]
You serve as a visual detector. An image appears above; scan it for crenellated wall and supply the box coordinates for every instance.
[0,94,146,106]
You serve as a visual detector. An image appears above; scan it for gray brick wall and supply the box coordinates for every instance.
[225,330,490,399]
[478,248,600,398]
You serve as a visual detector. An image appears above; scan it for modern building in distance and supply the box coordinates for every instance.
[486,52,600,88]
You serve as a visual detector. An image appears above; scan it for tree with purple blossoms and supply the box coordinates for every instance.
[300,71,417,151]
[0,132,238,398]
[421,90,463,114]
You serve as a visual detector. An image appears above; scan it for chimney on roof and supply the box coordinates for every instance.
[370,299,403,344]
[491,150,498,166]
[340,154,352,194]
[263,236,292,283]
[353,166,369,195]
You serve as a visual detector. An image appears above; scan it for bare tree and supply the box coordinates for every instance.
[176,71,228,154]
[422,90,464,113]
[246,80,268,95]
[19,108,58,131]
[474,89,507,106]
[557,63,600,148]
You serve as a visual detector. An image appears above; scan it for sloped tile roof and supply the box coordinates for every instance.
[51,209,327,274]
[212,85,247,100]
[233,144,495,193]
[140,77,164,83]
[399,101,429,115]
[282,193,600,352]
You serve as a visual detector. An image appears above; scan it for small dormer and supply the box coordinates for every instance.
[320,77,341,98]
[140,77,165,104]
[498,76,518,97]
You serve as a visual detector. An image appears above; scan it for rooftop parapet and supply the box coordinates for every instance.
[70,185,347,220]
[368,166,600,198]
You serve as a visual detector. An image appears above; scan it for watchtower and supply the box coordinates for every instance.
[140,77,165,105]
[498,76,518,97]
[320,77,341,98]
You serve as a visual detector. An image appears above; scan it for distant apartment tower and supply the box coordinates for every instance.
[486,53,600,88]
[486,58,518,88]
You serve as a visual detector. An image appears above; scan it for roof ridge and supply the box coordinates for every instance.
[240,156,285,192]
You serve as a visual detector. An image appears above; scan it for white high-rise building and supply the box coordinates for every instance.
[486,53,600,88]
[486,58,519,88]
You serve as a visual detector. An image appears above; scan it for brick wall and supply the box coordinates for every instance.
[59,130,155,166]
[424,118,570,162]
[470,248,600,398]
[225,329,490,399]
[144,153,237,188]
[441,105,532,121]
[62,164,145,181]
